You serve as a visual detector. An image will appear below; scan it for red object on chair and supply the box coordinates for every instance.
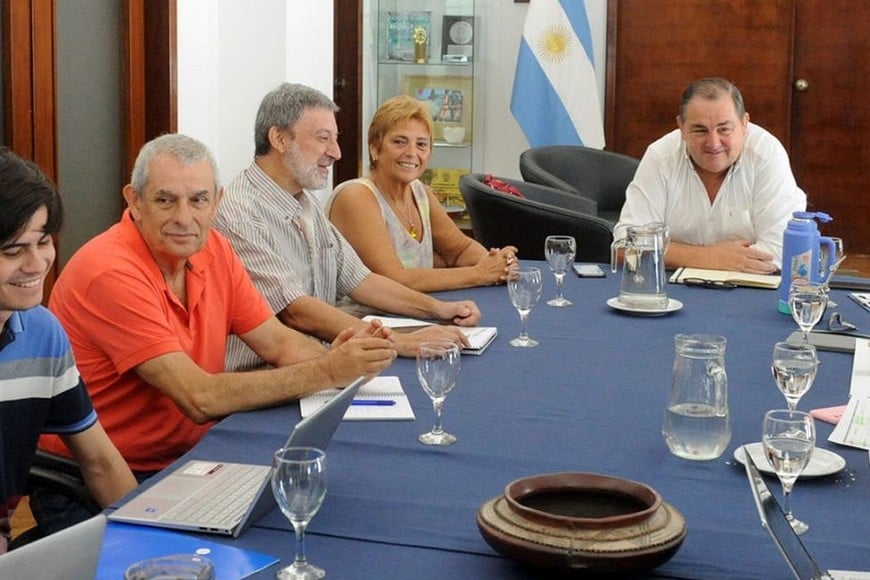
[483,174,525,198]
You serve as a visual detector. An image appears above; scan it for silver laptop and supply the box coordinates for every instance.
[109,377,364,537]
[743,447,870,580]
[0,513,106,579]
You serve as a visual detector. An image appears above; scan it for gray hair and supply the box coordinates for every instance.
[254,83,339,156]
[130,133,220,194]
[678,77,746,121]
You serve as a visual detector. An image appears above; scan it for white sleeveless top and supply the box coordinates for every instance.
[328,177,435,269]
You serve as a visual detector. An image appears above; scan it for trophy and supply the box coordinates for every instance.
[413,26,428,63]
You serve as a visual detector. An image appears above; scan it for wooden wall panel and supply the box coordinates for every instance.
[606,0,794,158]
[3,0,58,297]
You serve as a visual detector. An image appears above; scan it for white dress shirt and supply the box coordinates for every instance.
[614,123,806,267]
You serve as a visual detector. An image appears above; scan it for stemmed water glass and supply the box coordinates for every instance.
[788,281,828,342]
[823,237,846,280]
[771,342,818,411]
[762,409,815,535]
[271,447,328,579]
[417,341,461,446]
[507,266,543,347]
[544,235,576,307]
[821,237,845,307]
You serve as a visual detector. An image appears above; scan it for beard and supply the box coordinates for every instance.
[283,146,330,191]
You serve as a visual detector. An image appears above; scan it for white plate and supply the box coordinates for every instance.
[733,442,846,478]
[606,297,683,316]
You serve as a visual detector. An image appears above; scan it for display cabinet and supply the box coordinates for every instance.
[372,0,478,217]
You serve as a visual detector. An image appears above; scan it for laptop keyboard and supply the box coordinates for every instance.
[161,463,270,529]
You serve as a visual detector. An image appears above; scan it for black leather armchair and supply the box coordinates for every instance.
[458,174,613,262]
[519,145,640,224]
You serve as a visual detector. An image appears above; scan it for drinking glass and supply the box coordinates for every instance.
[271,447,327,579]
[507,266,543,347]
[821,237,845,307]
[788,281,828,342]
[771,342,818,411]
[762,409,815,535]
[827,237,846,277]
[417,341,461,445]
[544,235,576,307]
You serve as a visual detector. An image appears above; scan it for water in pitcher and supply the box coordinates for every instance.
[662,334,730,461]
[611,223,669,309]
[618,248,669,308]
[663,402,731,460]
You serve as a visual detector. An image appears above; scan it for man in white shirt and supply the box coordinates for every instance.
[614,77,806,273]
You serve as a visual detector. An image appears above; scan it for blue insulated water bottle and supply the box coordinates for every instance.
[778,211,835,314]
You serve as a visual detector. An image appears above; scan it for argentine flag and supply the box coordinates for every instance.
[510,0,605,149]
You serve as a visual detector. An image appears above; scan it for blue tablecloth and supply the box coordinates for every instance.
[108,263,870,579]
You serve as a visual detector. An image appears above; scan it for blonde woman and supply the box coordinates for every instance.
[328,95,516,292]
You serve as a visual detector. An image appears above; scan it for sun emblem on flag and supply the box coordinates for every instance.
[535,24,573,63]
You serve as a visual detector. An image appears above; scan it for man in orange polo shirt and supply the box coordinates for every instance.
[34,134,396,534]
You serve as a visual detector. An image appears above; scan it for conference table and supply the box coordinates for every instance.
[103,262,870,579]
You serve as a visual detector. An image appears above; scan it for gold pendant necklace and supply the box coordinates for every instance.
[388,190,420,239]
[371,176,420,240]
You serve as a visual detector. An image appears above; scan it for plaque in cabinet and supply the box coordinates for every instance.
[442,15,474,60]
[422,167,468,212]
[382,11,431,62]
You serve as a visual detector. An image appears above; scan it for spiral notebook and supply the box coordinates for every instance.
[300,376,415,420]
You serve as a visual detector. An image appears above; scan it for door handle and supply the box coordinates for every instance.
[794,78,809,92]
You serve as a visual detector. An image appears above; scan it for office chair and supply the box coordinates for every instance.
[518,145,640,224]
[458,173,613,262]
[9,450,99,548]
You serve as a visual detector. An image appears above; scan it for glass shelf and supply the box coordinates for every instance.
[377,59,473,67]
[434,141,471,148]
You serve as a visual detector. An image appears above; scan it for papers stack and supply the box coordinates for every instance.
[300,376,415,421]
[828,338,870,449]
[669,267,780,289]
[363,315,498,355]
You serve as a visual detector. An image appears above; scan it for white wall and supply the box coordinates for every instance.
[178,0,606,187]
[177,0,334,189]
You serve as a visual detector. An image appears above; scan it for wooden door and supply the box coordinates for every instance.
[333,0,363,185]
[605,1,794,156]
[790,1,870,251]
[606,0,870,255]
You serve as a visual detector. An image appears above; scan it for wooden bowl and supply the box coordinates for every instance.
[476,472,686,575]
